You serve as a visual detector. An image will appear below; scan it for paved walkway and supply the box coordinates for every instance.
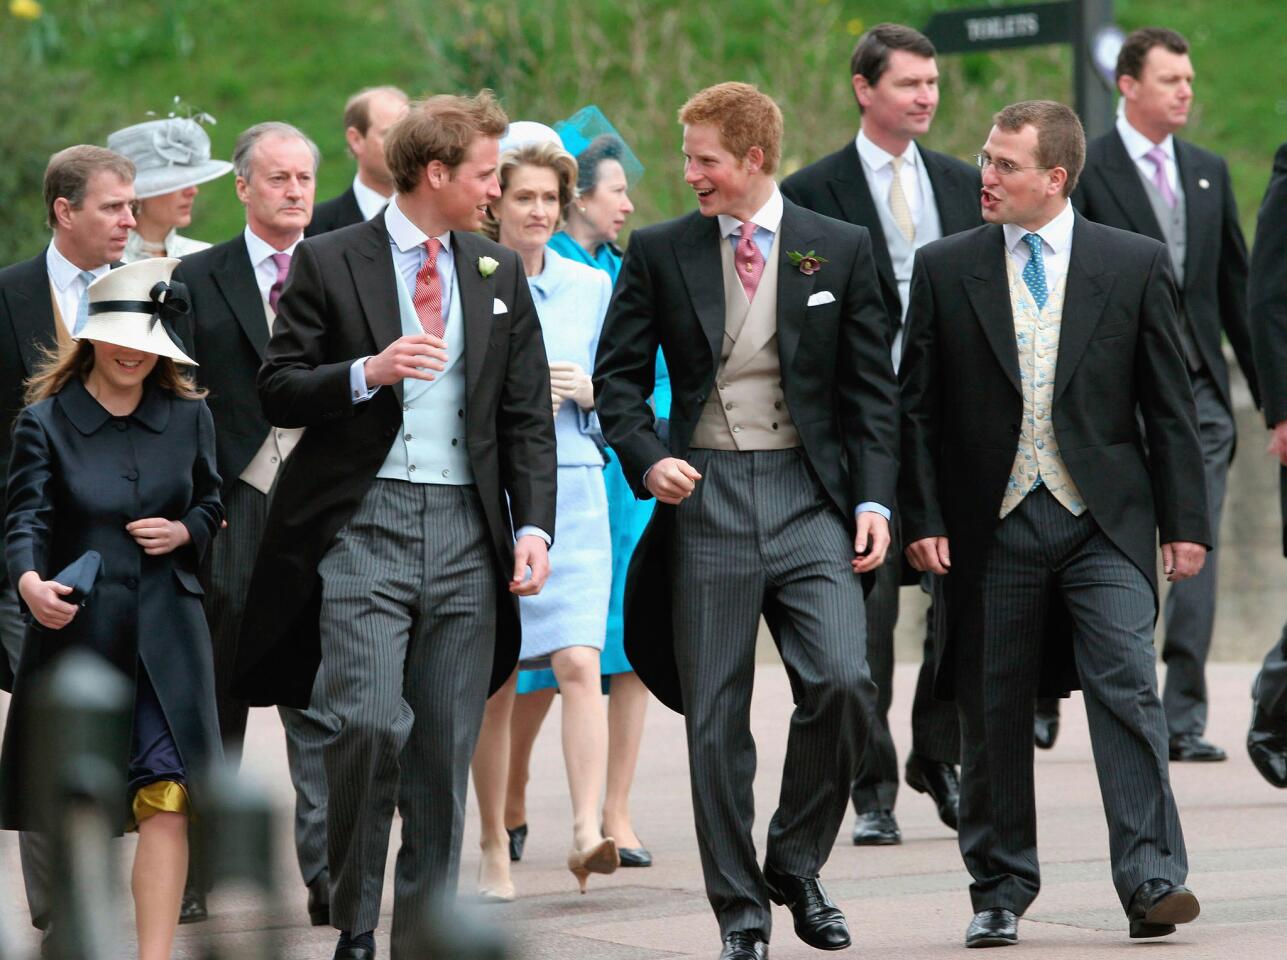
[2,662,1285,958]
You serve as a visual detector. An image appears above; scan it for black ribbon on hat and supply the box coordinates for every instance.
[88,280,191,352]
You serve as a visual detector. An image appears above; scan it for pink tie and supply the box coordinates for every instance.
[1145,146,1176,208]
[735,221,765,303]
[413,238,444,338]
[268,252,291,313]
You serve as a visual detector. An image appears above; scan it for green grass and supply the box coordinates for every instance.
[1,0,1280,263]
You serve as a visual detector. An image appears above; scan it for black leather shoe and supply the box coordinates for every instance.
[719,931,768,959]
[1247,703,1287,787]
[178,887,208,924]
[1126,879,1199,938]
[618,845,653,867]
[1168,734,1227,762]
[308,870,331,926]
[334,930,376,960]
[905,754,960,831]
[763,863,850,951]
[1034,705,1060,750]
[851,809,900,845]
[965,908,1018,947]
[507,823,528,861]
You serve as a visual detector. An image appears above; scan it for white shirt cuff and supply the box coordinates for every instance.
[350,357,380,403]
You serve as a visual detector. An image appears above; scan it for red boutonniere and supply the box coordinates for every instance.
[787,249,828,275]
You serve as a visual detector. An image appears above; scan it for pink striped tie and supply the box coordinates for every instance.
[735,221,765,302]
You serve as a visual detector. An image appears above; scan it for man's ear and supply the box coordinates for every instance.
[344,126,363,159]
[745,145,765,174]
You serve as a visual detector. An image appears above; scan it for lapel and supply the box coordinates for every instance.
[1099,130,1166,243]
[3,253,58,376]
[962,225,1021,394]
[344,213,404,401]
[451,231,496,401]
[924,149,980,234]
[211,237,272,358]
[774,200,820,375]
[1174,138,1215,288]
[826,143,897,297]
[675,213,726,372]
[1052,213,1113,403]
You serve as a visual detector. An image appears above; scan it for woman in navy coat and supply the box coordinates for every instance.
[0,258,222,960]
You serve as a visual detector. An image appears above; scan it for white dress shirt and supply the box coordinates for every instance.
[45,241,110,333]
[1003,199,1075,295]
[243,226,303,303]
[855,129,924,222]
[1117,115,1181,200]
[352,174,393,221]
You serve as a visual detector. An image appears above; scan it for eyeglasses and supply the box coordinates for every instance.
[974,153,1050,176]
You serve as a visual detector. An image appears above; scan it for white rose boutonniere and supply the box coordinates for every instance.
[478,256,500,278]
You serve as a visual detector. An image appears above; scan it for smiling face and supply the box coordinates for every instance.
[87,340,158,396]
[427,134,502,233]
[494,162,560,256]
[855,50,940,146]
[236,133,316,248]
[55,170,136,268]
[978,123,1066,230]
[682,123,767,220]
[578,159,634,244]
[1121,45,1194,140]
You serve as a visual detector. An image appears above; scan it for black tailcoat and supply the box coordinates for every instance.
[305,186,364,238]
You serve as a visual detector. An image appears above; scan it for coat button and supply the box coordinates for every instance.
[121,470,138,481]
[409,464,417,472]
[114,421,128,432]
[725,402,734,410]
[404,433,413,441]
[451,438,458,446]
[124,577,138,590]
[441,469,450,477]
[732,425,742,433]
[774,401,783,410]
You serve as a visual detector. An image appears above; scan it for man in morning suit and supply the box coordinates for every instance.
[595,82,898,960]
[233,91,557,960]
[172,121,334,926]
[901,100,1208,947]
[1063,27,1259,762]
[1246,141,1287,787]
[781,21,978,847]
[306,86,409,237]
[0,144,136,941]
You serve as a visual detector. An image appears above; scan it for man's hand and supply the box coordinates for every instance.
[549,361,594,410]
[363,333,448,387]
[1269,421,1287,467]
[906,536,951,575]
[551,392,563,417]
[851,512,891,574]
[645,457,702,505]
[17,571,77,630]
[127,518,193,556]
[510,535,550,596]
[1161,541,1206,582]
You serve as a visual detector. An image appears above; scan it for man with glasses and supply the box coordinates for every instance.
[901,100,1207,946]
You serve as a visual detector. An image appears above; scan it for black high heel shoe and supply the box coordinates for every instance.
[506,823,528,862]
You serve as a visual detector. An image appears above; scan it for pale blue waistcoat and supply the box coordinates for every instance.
[375,265,474,485]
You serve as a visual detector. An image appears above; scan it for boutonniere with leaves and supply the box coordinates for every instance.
[478,256,500,278]
[787,250,828,276]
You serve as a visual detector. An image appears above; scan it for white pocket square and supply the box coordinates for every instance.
[807,291,836,307]
[492,298,508,315]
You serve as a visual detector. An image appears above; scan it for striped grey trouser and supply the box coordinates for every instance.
[318,479,495,951]
[673,448,878,941]
[958,485,1186,915]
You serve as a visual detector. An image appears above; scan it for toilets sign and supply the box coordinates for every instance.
[923,1,1076,53]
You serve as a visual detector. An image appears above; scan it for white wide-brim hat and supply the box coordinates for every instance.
[107,117,233,200]
[79,258,196,365]
[498,121,563,156]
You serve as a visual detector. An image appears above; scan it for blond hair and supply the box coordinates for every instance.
[481,142,578,242]
[678,82,783,175]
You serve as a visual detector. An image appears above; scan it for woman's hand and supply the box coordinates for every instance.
[126,518,192,556]
[18,570,78,630]
[549,361,594,411]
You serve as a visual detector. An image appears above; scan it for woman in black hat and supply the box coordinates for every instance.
[0,257,223,959]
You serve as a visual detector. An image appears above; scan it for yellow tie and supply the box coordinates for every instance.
[888,155,915,242]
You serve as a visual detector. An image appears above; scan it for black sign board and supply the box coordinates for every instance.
[924,1,1076,54]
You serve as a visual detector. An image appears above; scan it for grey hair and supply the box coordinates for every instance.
[575,134,626,195]
[232,122,320,181]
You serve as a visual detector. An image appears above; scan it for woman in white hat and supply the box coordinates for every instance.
[0,258,223,960]
[107,116,233,262]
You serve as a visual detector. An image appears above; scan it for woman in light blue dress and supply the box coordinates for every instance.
[507,114,665,869]
[470,131,618,901]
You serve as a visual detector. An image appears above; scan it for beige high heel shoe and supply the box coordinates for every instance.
[477,849,516,903]
[566,837,619,894]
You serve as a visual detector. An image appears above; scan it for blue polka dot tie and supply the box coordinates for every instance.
[1021,233,1048,310]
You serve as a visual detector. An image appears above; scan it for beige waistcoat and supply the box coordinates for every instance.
[239,298,304,494]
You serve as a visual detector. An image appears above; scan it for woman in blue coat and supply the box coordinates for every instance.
[0,258,223,960]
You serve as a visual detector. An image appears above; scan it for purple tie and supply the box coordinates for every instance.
[268,252,291,313]
[1145,146,1176,208]
[735,221,765,302]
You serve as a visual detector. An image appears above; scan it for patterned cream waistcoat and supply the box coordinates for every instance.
[998,255,1086,519]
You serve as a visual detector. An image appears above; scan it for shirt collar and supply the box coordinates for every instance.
[385,197,453,255]
[243,225,302,267]
[46,240,109,292]
[1116,114,1174,163]
[717,185,784,239]
[1003,199,1075,255]
[351,174,392,221]
[528,245,569,298]
[56,376,169,435]
[855,129,919,173]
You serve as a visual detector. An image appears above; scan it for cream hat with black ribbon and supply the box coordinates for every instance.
[79,258,196,366]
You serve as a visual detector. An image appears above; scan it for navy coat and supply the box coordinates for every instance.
[0,377,224,832]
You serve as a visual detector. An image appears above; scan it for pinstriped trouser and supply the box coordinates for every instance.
[958,486,1186,915]
[317,480,495,952]
[672,448,878,941]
